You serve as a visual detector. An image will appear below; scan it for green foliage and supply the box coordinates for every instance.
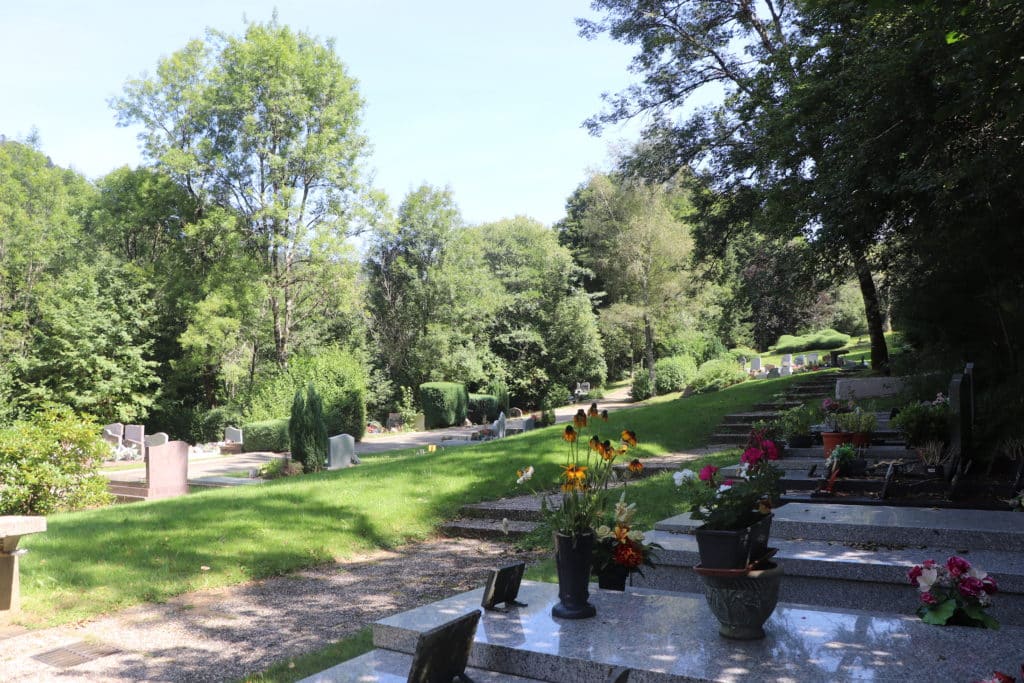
[690,358,748,394]
[539,385,569,411]
[245,347,367,440]
[771,329,851,354]
[545,293,608,392]
[0,407,113,515]
[630,371,653,401]
[395,386,418,430]
[728,346,760,362]
[836,410,877,434]
[467,393,499,424]
[289,384,328,473]
[258,457,304,480]
[242,419,289,453]
[419,382,469,429]
[488,378,510,414]
[653,355,698,394]
[892,400,952,447]
[778,404,817,441]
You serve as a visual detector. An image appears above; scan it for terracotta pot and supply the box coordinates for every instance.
[821,431,854,458]
[552,532,596,619]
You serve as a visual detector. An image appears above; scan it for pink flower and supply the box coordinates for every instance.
[923,559,937,569]
[959,576,985,599]
[920,591,938,605]
[723,479,735,487]
[947,556,972,578]
[763,440,779,460]
[699,465,718,482]
[982,575,998,594]
[907,565,923,585]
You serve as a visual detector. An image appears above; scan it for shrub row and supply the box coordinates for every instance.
[242,419,290,452]
[654,355,698,395]
[468,393,499,424]
[420,382,469,429]
[690,358,749,394]
[771,329,851,353]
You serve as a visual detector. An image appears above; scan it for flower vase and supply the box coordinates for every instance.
[552,531,597,619]
[694,514,773,570]
[822,432,853,458]
[696,561,783,639]
[597,564,629,591]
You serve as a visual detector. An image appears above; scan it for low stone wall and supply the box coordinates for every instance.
[835,376,907,400]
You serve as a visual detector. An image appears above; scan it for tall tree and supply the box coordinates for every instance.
[112,17,368,368]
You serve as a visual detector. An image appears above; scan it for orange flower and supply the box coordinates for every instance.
[613,524,631,542]
[613,540,644,569]
[589,435,602,452]
[627,458,643,474]
[600,410,609,422]
[573,409,588,428]
[621,430,638,447]
[563,425,577,442]
[588,403,599,417]
[561,464,587,483]
[601,440,615,461]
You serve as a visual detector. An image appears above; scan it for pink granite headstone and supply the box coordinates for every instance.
[145,440,189,500]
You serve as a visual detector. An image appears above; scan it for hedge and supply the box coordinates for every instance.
[654,355,698,395]
[468,393,499,424]
[242,419,290,452]
[690,358,749,394]
[420,382,469,429]
[771,329,851,354]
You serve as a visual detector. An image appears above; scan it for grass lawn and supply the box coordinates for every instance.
[19,372,812,627]
[239,627,373,683]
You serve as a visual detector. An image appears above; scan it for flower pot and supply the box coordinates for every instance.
[552,532,597,619]
[851,432,872,448]
[697,561,783,640]
[787,434,813,449]
[597,564,629,591]
[838,458,868,477]
[822,432,854,458]
[694,514,772,570]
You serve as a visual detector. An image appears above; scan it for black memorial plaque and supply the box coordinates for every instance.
[407,609,481,683]
[481,561,527,611]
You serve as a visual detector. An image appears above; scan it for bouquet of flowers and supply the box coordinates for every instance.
[821,398,855,432]
[674,439,782,531]
[591,492,660,578]
[908,556,1000,629]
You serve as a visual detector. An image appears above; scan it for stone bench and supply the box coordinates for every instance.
[1,516,47,622]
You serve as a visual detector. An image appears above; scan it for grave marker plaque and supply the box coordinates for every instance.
[224,426,243,443]
[407,609,481,683]
[481,562,526,611]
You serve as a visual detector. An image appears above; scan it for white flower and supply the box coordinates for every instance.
[516,466,534,485]
[674,469,696,486]
[917,566,939,592]
[501,518,510,535]
[614,492,637,525]
[738,462,751,480]
[627,530,645,542]
[967,566,988,581]
[596,525,613,540]
[716,484,733,495]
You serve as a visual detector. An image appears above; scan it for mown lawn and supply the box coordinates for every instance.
[19,372,813,626]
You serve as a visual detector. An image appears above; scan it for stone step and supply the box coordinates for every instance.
[754,400,802,411]
[301,649,544,682]
[460,497,554,523]
[633,531,1024,626]
[719,411,781,424]
[655,502,1024,552]
[708,432,750,444]
[784,444,908,458]
[440,518,539,541]
[370,580,1024,682]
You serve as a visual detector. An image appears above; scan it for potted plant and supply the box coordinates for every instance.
[779,404,816,448]
[907,556,999,629]
[892,394,952,447]
[826,442,867,477]
[591,492,661,590]
[514,412,641,619]
[821,398,856,457]
[917,440,958,479]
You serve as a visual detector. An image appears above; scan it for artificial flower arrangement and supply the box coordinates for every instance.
[591,491,660,579]
[973,663,1024,683]
[515,407,640,536]
[673,437,782,531]
[907,556,1000,629]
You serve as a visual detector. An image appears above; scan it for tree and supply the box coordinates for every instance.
[112,17,368,368]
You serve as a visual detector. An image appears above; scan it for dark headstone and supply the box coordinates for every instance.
[407,609,481,683]
[481,562,526,611]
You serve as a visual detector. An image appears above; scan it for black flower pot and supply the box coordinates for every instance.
[788,435,813,449]
[552,532,597,619]
[697,561,783,640]
[597,564,629,591]
[694,514,772,570]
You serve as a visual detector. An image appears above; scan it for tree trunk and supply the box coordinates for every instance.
[848,242,889,373]
[643,313,656,388]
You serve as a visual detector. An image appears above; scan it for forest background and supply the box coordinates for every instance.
[1,1,1021,450]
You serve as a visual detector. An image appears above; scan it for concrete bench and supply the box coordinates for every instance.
[1,516,47,622]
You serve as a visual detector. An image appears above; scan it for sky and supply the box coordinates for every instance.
[0,1,650,226]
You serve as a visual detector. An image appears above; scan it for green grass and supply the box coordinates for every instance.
[19,373,810,627]
[238,627,373,682]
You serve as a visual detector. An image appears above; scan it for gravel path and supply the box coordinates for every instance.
[1,538,546,682]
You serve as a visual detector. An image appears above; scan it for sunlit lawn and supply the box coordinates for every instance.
[19,372,813,626]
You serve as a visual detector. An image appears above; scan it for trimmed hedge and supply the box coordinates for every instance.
[468,393,499,424]
[771,329,851,354]
[242,419,289,452]
[654,355,698,395]
[690,358,749,394]
[630,371,653,401]
[420,382,469,429]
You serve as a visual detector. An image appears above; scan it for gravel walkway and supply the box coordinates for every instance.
[1,538,546,682]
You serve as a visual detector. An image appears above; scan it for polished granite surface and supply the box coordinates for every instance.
[299,649,544,682]
[374,581,1024,682]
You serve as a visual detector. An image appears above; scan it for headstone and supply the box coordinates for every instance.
[481,562,526,611]
[779,365,792,377]
[496,412,506,439]
[963,362,975,429]
[580,382,591,395]
[767,368,781,379]
[794,355,806,366]
[781,354,793,367]
[145,441,189,500]
[101,423,124,446]
[224,426,243,443]
[407,610,481,683]
[809,352,819,365]
[328,433,360,469]
[123,424,145,449]
[522,416,535,431]
[750,357,762,371]
[948,372,971,464]
[144,432,169,447]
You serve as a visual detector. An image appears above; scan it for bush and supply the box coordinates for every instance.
[246,347,368,439]
[488,379,510,414]
[727,346,761,362]
[654,355,698,395]
[771,329,851,353]
[630,370,653,401]
[420,382,469,429]
[892,399,952,447]
[0,407,113,515]
[690,359,749,394]
[290,384,329,473]
[242,419,289,452]
[258,457,304,479]
[468,393,499,424]
[539,385,569,410]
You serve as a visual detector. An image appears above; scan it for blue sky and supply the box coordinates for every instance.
[1,1,649,225]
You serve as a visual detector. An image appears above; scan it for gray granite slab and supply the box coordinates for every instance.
[300,649,545,682]
[372,581,1024,682]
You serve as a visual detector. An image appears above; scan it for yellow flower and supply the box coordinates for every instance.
[613,524,631,542]
[588,403,599,417]
[600,440,616,461]
[561,464,587,482]
[627,458,644,474]
[600,410,609,422]
[563,425,577,443]
[573,409,588,428]
[621,430,638,447]
[589,435,602,452]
